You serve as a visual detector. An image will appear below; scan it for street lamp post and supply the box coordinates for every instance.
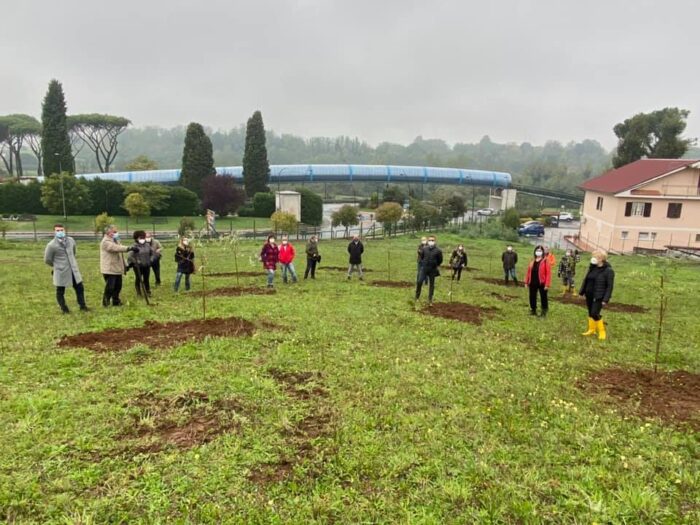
[55,152,67,220]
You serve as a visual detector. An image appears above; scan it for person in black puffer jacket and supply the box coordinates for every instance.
[415,235,443,305]
[579,249,615,341]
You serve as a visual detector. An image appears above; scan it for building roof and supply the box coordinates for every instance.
[579,159,699,194]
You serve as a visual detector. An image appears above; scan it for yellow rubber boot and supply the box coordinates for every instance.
[597,320,607,341]
[561,285,568,297]
[582,317,596,336]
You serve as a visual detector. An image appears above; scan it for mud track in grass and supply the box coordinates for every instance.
[248,368,335,485]
[58,316,260,352]
[421,302,498,325]
[191,286,276,298]
[579,368,700,430]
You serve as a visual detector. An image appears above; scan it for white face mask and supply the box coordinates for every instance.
[146,238,152,243]
[590,257,598,265]
[282,240,288,245]
[507,247,512,252]
[138,239,146,244]
[535,250,543,257]
[183,240,189,246]
[269,239,275,244]
[428,241,435,247]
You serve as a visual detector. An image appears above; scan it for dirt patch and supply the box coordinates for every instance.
[421,302,498,325]
[118,391,244,453]
[320,265,374,272]
[580,368,700,430]
[554,294,648,313]
[248,368,334,485]
[474,276,520,287]
[58,316,258,352]
[489,291,517,302]
[371,280,414,288]
[207,271,264,277]
[192,286,276,298]
[442,266,480,272]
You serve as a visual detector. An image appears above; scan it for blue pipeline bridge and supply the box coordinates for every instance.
[77,164,582,203]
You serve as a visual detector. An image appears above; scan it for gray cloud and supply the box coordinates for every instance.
[2,0,699,148]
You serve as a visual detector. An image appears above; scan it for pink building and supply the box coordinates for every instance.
[578,159,700,253]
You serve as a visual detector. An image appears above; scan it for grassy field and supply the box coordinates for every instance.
[0,234,698,523]
[2,215,271,233]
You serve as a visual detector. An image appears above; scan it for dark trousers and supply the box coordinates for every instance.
[586,294,604,321]
[134,265,151,296]
[56,274,86,311]
[151,257,161,284]
[528,285,548,312]
[452,267,463,281]
[103,274,123,306]
[416,268,436,301]
[304,258,317,279]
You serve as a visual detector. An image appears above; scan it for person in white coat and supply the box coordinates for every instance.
[44,224,88,313]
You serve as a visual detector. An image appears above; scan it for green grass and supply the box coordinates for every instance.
[0,235,698,523]
[4,215,271,233]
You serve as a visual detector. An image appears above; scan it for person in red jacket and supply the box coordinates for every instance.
[524,244,551,317]
[278,235,298,284]
[260,235,279,288]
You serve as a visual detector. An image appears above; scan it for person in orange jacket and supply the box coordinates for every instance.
[278,235,298,284]
[544,246,556,269]
[524,244,552,317]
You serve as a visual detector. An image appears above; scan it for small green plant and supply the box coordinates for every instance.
[94,212,114,235]
[270,211,298,234]
[178,216,196,236]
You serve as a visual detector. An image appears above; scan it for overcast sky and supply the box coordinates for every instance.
[2,0,699,149]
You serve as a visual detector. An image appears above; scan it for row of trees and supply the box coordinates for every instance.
[0,80,131,179]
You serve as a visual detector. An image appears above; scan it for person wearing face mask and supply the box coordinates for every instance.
[174,236,195,292]
[127,230,155,297]
[347,235,364,280]
[44,224,88,314]
[304,235,320,279]
[145,233,163,286]
[579,250,615,340]
[278,235,298,284]
[415,235,443,305]
[558,249,577,296]
[260,235,279,288]
[100,224,134,307]
[416,237,428,285]
[501,245,518,285]
[449,244,468,281]
[544,246,556,269]
[524,244,552,316]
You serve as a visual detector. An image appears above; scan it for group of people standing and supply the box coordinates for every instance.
[44,225,615,340]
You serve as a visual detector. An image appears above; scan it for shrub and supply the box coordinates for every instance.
[164,186,200,216]
[94,212,114,234]
[501,207,521,230]
[0,181,46,214]
[270,211,298,234]
[122,193,150,219]
[253,192,275,217]
[237,205,255,217]
[178,216,196,236]
[295,187,323,226]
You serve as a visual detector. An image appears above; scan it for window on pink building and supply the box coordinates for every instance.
[596,197,603,211]
[667,203,682,219]
[625,202,652,217]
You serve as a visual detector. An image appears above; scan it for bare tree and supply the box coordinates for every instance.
[68,114,131,173]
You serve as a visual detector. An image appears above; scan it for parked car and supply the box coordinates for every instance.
[518,222,545,237]
[476,208,496,216]
[558,212,574,222]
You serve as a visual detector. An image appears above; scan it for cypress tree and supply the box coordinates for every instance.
[180,122,214,196]
[242,110,270,197]
[41,79,74,175]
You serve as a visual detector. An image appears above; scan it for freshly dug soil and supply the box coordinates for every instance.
[207,271,264,277]
[58,316,258,352]
[441,266,480,272]
[248,368,333,484]
[489,291,517,302]
[192,286,276,298]
[580,368,700,430]
[320,266,374,272]
[371,280,414,288]
[422,302,498,325]
[554,294,648,313]
[119,391,244,453]
[475,276,520,287]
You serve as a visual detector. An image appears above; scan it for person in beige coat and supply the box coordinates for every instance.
[100,224,134,306]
